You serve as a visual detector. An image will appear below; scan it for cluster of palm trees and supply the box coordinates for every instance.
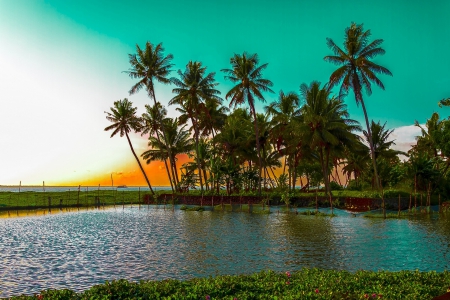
[105,22,418,197]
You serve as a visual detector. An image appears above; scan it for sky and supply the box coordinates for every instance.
[0,0,449,186]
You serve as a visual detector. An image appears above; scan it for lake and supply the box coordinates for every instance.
[0,206,449,297]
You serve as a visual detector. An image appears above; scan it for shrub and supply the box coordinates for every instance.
[9,269,450,299]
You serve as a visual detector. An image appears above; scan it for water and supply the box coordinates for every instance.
[0,186,171,193]
[0,207,449,297]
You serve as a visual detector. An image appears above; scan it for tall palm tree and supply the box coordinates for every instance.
[141,102,178,191]
[124,41,177,190]
[104,98,154,194]
[221,52,274,195]
[324,22,392,190]
[265,91,302,189]
[169,61,222,193]
[300,81,361,197]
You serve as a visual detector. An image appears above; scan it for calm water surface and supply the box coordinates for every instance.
[0,207,449,297]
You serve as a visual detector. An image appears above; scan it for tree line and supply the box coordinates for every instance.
[104,22,450,201]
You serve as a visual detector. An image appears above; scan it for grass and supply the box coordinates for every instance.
[7,269,450,299]
[0,190,152,210]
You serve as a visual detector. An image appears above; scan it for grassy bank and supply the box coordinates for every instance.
[0,190,148,210]
[8,269,450,299]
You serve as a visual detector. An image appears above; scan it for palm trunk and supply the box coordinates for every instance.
[359,98,380,191]
[155,129,176,192]
[250,101,263,196]
[191,115,204,194]
[150,93,178,192]
[125,132,154,194]
[163,158,174,192]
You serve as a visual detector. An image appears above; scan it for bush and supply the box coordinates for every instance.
[9,269,450,299]
[383,189,410,198]
[329,181,343,191]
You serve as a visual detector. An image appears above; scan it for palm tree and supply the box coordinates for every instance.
[141,102,178,191]
[265,91,302,189]
[142,117,194,190]
[104,98,154,194]
[124,41,176,190]
[414,112,443,158]
[300,81,361,197]
[198,98,229,139]
[324,22,392,190]
[221,52,274,195]
[169,61,222,193]
[364,120,406,161]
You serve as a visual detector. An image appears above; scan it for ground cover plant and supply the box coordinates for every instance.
[7,269,450,299]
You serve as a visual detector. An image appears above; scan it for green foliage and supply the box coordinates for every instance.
[382,189,411,198]
[329,181,343,191]
[298,210,332,217]
[182,206,205,211]
[10,269,450,299]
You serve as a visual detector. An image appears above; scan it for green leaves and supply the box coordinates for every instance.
[10,269,450,299]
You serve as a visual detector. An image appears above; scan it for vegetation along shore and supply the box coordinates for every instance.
[7,269,450,299]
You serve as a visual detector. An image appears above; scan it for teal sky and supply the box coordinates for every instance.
[0,0,449,185]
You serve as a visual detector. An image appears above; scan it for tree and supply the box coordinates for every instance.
[300,81,361,199]
[265,91,303,190]
[124,41,177,190]
[141,117,194,192]
[141,102,178,191]
[169,61,222,192]
[221,52,274,195]
[414,112,443,158]
[104,98,154,194]
[324,22,393,190]
[363,120,407,188]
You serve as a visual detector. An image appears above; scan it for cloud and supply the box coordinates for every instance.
[389,124,422,159]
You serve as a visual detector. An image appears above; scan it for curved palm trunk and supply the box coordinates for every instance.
[190,115,204,193]
[125,132,154,194]
[359,97,380,191]
[155,129,176,192]
[150,91,178,192]
[249,101,263,196]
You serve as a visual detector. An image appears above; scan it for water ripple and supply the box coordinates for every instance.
[0,207,449,297]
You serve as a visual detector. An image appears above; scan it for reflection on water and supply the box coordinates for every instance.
[0,207,449,297]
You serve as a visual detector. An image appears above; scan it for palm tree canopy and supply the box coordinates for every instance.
[324,22,392,104]
[141,102,167,137]
[363,120,406,160]
[125,41,174,98]
[104,98,142,137]
[300,81,361,149]
[221,52,274,109]
[142,118,193,164]
[169,61,222,110]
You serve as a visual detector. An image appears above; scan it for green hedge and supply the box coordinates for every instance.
[9,269,450,299]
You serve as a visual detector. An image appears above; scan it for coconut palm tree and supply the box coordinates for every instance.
[169,61,222,193]
[324,22,392,190]
[124,41,177,189]
[300,81,361,197]
[142,117,194,190]
[104,98,154,194]
[198,98,229,139]
[364,120,407,161]
[221,52,274,195]
[265,91,302,189]
[141,102,178,191]
[414,112,443,158]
